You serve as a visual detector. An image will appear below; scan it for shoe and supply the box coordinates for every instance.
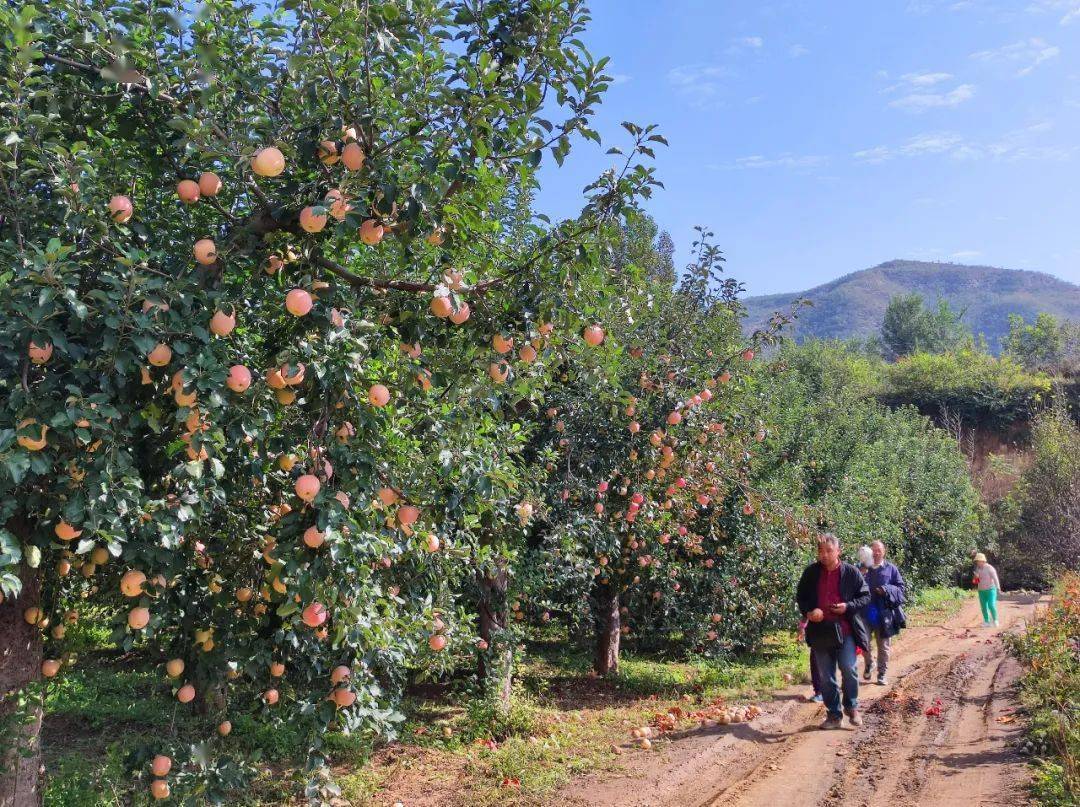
[810,693,823,703]
[982,621,991,627]
[993,620,999,627]
[877,676,888,686]
[845,708,863,727]
[820,715,843,730]
[862,668,872,682]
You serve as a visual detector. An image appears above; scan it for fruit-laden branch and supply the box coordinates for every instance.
[41,50,633,298]
[311,253,502,294]
[312,213,604,296]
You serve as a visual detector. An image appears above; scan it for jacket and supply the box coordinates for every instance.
[796,561,871,653]
[866,561,907,638]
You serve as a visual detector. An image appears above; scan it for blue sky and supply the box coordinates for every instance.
[534,0,1080,296]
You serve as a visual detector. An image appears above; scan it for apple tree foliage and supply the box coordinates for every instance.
[0,0,660,801]
[517,224,813,672]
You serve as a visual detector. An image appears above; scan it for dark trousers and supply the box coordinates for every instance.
[810,651,822,693]
[812,635,860,718]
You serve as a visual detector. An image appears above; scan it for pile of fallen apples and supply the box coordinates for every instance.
[625,701,763,749]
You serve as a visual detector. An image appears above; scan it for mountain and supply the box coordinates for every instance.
[741,260,1080,350]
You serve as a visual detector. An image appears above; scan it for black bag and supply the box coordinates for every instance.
[805,620,843,650]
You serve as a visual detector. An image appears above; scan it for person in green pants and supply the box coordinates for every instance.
[973,552,1001,627]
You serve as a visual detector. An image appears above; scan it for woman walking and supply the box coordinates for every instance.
[972,552,1001,627]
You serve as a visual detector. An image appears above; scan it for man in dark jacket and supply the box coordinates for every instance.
[862,540,906,686]
[796,533,871,729]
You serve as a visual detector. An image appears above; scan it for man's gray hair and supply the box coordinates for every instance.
[817,533,840,548]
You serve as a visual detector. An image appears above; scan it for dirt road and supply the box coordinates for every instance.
[563,593,1043,807]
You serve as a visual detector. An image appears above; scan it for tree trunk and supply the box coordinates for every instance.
[593,582,621,676]
[1,559,43,807]
[477,564,513,713]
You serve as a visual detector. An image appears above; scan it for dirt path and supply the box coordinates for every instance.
[563,593,1043,807]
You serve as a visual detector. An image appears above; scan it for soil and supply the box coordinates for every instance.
[562,592,1043,807]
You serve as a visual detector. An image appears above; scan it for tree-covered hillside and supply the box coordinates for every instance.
[743,260,1080,350]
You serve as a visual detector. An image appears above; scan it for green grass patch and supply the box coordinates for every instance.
[906,586,972,626]
[40,586,974,806]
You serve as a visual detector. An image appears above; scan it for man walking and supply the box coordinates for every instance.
[796,534,871,729]
[862,540,906,686]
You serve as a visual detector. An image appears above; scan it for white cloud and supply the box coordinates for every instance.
[855,132,965,162]
[789,44,810,58]
[725,36,764,56]
[1026,1,1080,25]
[902,71,954,86]
[609,73,632,86]
[855,123,1076,163]
[667,64,732,106]
[888,83,976,111]
[970,38,1060,76]
[907,0,987,12]
[711,153,829,170]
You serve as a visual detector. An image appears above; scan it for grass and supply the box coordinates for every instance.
[40,587,971,806]
[905,585,971,626]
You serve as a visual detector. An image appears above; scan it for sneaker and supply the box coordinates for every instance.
[810,693,823,703]
[820,715,843,730]
[862,667,872,682]
[993,620,999,627]
[877,676,888,686]
[982,621,991,627]
[845,708,863,727]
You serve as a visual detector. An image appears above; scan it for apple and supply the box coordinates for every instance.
[583,325,604,346]
[285,289,313,316]
[251,146,285,177]
[198,171,222,196]
[176,179,200,204]
[108,195,133,223]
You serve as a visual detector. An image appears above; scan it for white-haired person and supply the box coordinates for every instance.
[862,541,907,685]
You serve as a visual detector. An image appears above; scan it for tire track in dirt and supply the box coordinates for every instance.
[561,593,1043,807]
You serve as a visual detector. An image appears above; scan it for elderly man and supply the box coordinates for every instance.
[862,540,906,686]
[796,534,871,729]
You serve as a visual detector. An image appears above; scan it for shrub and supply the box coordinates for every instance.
[1008,573,1080,805]
[880,348,1053,428]
[995,409,1080,589]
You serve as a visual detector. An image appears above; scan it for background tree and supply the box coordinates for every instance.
[994,408,1080,588]
[881,293,969,359]
[1003,312,1080,373]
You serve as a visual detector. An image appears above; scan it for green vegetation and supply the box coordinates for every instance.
[1008,573,1080,806]
[1003,313,1080,374]
[881,347,1053,427]
[994,409,1080,589]
[881,293,968,358]
[754,341,983,587]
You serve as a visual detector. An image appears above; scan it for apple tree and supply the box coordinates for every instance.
[0,1,658,803]
[525,225,810,673]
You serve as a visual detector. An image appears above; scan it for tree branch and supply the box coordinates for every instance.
[42,53,229,141]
